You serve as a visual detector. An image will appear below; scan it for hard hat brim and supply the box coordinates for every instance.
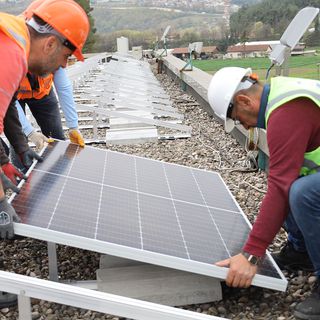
[73,48,84,62]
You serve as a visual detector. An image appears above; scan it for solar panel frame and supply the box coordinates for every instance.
[10,141,287,292]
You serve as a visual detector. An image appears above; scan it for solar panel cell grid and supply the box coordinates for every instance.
[11,141,286,290]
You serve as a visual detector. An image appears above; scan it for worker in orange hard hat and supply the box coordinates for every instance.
[0,0,86,179]
[27,0,90,70]
[20,0,85,147]
[0,0,90,307]
[21,0,84,147]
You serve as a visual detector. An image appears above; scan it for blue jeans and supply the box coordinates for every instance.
[285,172,320,277]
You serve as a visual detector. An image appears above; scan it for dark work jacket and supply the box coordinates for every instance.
[0,97,29,165]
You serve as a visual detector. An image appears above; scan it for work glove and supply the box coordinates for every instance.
[28,130,49,151]
[1,163,26,192]
[19,148,43,169]
[0,173,20,194]
[2,163,26,184]
[0,197,21,239]
[69,128,85,147]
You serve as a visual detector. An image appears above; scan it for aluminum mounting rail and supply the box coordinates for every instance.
[78,77,166,96]
[0,271,225,320]
[76,85,171,102]
[76,104,191,134]
[89,77,166,95]
[75,95,183,119]
[76,87,172,106]
[99,69,160,85]
[67,53,108,82]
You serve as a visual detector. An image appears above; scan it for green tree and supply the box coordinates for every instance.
[250,21,273,40]
[305,17,320,46]
[216,37,230,53]
[230,0,320,42]
[180,30,200,46]
[75,0,97,53]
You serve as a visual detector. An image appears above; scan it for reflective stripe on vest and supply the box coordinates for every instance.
[0,13,30,57]
[17,74,54,100]
[268,89,320,115]
[265,77,320,176]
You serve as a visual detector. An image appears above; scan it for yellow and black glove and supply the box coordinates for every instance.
[69,128,85,147]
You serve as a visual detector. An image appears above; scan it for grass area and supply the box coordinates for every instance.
[193,54,320,80]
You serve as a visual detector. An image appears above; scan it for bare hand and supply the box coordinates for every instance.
[215,253,258,288]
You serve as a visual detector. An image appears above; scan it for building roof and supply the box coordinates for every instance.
[202,46,219,53]
[227,44,271,53]
[172,46,219,55]
[172,47,189,54]
[235,40,280,46]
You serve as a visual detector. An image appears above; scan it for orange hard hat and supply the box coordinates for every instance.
[31,0,90,61]
[23,0,43,20]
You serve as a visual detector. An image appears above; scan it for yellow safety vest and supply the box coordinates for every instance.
[265,76,320,176]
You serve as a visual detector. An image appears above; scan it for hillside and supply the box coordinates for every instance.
[91,6,224,34]
[91,5,226,51]
[230,0,320,43]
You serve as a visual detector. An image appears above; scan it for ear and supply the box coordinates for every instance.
[43,35,59,54]
[234,94,253,111]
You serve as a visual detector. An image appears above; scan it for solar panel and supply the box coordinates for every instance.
[11,141,287,291]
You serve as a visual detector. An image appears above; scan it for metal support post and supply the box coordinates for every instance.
[47,242,59,282]
[157,59,164,74]
[180,73,187,92]
[92,111,98,140]
[282,47,291,76]
[158,43,168,59]
[18,290,32,320]
[275,47,291,76]
[180,52,193,72]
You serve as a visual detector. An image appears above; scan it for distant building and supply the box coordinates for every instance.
[291,43,306,54]
[171,47,189,59]
[225,44,272,59]
[172,46,220,60]
[291,43,316,57]
[226,41,312,59]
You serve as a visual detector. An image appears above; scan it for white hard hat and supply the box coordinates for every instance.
[207,67,252,124]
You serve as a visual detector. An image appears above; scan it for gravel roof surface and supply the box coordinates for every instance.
[0,65,316,320]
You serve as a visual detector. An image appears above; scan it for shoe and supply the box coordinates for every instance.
[0,291,17,308]
[294,279,320,320]
[272,241,314,272]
